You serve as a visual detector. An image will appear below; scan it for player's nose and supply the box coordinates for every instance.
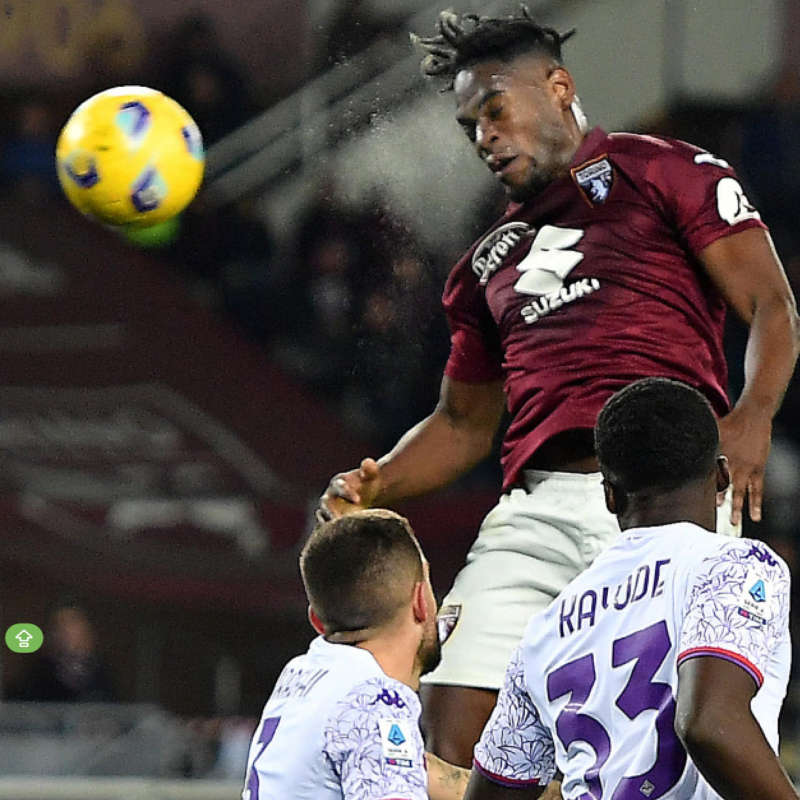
[475,123,499,153]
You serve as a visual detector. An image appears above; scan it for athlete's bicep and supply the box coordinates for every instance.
[698,227,796,327]
[437,376,506,434]
[676,654,758,743]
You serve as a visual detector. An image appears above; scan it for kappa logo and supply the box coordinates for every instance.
[572,157,614,205]
[372,689,407,709]
[471,222,531,285]
[746,544,777,567]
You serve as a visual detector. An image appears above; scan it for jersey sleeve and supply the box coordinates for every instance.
[678,539,791,687]
[473,646,556,787]
[646,138,767,257]
[442,259,504,383]
[323,678,428,800]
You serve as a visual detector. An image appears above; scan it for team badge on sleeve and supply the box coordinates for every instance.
[572,157,614,205]
[436,604,462,645]
[737,566,773,623]
[379,719,415,768]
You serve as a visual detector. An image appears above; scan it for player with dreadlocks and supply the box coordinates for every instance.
[318,6,800,773]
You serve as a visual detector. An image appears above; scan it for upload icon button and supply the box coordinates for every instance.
[5,624,44,653]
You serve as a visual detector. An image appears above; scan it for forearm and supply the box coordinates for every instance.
[374,408,495,505]
[677,657,797,800]
[427,752,470,800]
[681,715,799,800]
[736,293,800,417]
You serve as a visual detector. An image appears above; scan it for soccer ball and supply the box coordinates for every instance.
[56,86,205,229]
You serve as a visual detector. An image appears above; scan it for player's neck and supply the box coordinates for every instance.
[356,627,421,690]
[618,485,717,533]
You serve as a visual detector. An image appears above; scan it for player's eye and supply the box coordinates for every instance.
[460,121,477,142]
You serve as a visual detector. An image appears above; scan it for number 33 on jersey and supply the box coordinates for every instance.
[473,524,790,800]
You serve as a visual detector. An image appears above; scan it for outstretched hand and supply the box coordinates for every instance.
[316,458,383,523]
[717,405,772,526]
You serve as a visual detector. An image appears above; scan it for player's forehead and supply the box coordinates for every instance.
[453,55,545,120]
[454,60,509,118]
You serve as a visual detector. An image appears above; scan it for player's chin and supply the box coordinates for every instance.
[506,165,552,202]
[505,176,537,202]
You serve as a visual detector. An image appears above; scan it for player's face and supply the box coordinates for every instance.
[454,55,579,201]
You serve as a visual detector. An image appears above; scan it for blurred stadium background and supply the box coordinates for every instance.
[1,0,800,796]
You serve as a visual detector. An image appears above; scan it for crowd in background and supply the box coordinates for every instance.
[3,4,800,778]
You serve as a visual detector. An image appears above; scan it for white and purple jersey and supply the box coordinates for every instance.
[474,522,791,800]
[243,636,427,800]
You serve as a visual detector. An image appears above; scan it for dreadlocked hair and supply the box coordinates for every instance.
[411,6,575,88]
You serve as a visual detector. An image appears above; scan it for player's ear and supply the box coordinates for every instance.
[715,455,730,494]
[603,479,619,515]
[548,64,575,110]
[308,606,325,635]
[411,581,429,624]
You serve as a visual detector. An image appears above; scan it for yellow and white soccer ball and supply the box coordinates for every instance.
[56,86,204,229]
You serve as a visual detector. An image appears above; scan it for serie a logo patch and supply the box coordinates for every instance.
[736,566,773,623]
[379,719,415,767]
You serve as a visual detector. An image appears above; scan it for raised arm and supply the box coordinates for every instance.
[318,376,506,519]
[676,655,799,800]
[699,226,800,525]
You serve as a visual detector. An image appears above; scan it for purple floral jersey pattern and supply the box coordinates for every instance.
[324,678,427,800]
[679,539,790,685]
[474,647,556,786]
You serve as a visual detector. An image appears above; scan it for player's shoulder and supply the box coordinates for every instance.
[691,535,790,582]
[323,675,423,764]
[606,131,706,161]
[332,675,421,723]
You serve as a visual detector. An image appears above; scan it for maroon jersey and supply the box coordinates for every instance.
[443,127,766,490]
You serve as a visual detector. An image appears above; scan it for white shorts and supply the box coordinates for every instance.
[421,470,740,691]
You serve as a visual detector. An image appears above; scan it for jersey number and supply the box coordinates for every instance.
[243,716,281,800]
[546,621,686,800]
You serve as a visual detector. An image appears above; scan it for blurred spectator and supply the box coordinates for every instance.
[157,12,254,145]
[163,193,278,326]
[0,97,61,203]
[180,715,258,778]
[270,179,366,396]
[320,0,404,70]
[343,247,448,448]
[761,431,800,558]
[217,197,281,342]
[7,604,115,702]
[734,66,800,263]
[83,26,150,95]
